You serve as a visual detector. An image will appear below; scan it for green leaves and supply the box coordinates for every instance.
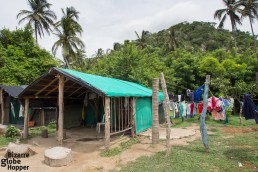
[0,27,58,86]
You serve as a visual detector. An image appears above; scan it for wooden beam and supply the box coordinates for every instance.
[64,82,77,92]
[58,75,64,144]
[160,72,171,158]
[152,78,159,144]
[130,97,136,138]
[104,97,110,150]
[69,86,83,96]
[0,89,5,124]
[45,78,69,96]
[77,90,88,97]
[35,77,59,95]
[22,95,81,99]
[23,98,29,139]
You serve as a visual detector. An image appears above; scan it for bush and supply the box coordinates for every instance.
[5,125,20,138]
[48,121,56,129]
[40,125,47,131]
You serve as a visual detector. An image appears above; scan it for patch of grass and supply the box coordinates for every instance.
[121,131,258,172]
[171,115,199,128]
[101,138,140,157]
[29,122,56,138]
[170,115,257,128]
[0,136,15,147]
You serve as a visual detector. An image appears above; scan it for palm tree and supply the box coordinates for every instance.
[134,30,150,49]
[165,28,180,51]
[52,7,85,69]
[214,0,242,50]
[17,0,56,43]
[238,0,258,52]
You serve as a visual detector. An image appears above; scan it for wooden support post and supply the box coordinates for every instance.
[23,98,29,139]
[58,75,64,144]
[160,73,171,158]
[239,101,243,126]
[130,97,136,138]
[104,97,111,150]
[41,109,45,126]
[0,89,5,124]
[200,75,210,152]
[152,78,159,144]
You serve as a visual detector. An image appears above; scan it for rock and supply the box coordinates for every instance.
[4,143,36,158]
[0,124,7,135]
[44,147,72,167]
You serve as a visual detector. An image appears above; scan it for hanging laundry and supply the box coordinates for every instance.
[19,105,24,117]
[194,86,203,102]
[181,101,187,117]
[190,103,194,115]
[186,89,194,101]
[219,97,231,123]
[198,103,203,114]
[193,103,197,115]
[178,95,182,102]
[179,103,183,117]
[208,96,222,112]
[169,100,173,110]
[174,103,179,118]
[211,110,225,120]
[186,103,191,118]
[243,94,258,124]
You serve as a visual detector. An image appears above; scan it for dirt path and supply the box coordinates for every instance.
[0,125,201,172]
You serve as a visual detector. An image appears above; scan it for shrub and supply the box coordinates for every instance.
[5,125,20,138]
[40,125,47,131]
[48,121,56,129]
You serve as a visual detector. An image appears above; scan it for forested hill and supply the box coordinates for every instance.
[0,21,257,98]
[86,21,258,97]
[125,21,254,54]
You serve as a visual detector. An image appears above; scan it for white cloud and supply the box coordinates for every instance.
[0,0,257,59]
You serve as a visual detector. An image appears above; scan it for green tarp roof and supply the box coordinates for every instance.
[60,68,164,100]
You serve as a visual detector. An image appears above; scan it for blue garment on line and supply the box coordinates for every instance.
[243,94,258,124]
[194,86,203,102]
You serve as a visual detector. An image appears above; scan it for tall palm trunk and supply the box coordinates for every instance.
[64,55,70,69]
[230,16,238,51]
[152,78,159,144]
[249,16,257,53]
[34,22,38,44]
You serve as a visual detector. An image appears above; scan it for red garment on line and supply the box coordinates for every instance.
[207,96,222,112]
[190,103,194,114]
[198,103,203,114]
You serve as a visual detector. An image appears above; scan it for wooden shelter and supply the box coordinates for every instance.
[19,68,164,149]
[0,85,26,125]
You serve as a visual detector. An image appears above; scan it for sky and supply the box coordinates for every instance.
[0,0,257,60]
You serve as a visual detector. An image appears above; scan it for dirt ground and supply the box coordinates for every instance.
[0,126,201,172]
[222,126,258,134]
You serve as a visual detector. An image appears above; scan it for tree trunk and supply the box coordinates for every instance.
[160,73,171,158]
[23,98,29,139]
[104,97,111,150]
[230,16,237,51]
[249,16,257,53]
[152,78,159,144]
[200,75,210,152]
[130,97,136,138]
[58,75,64,144]
[34,23,38,44]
